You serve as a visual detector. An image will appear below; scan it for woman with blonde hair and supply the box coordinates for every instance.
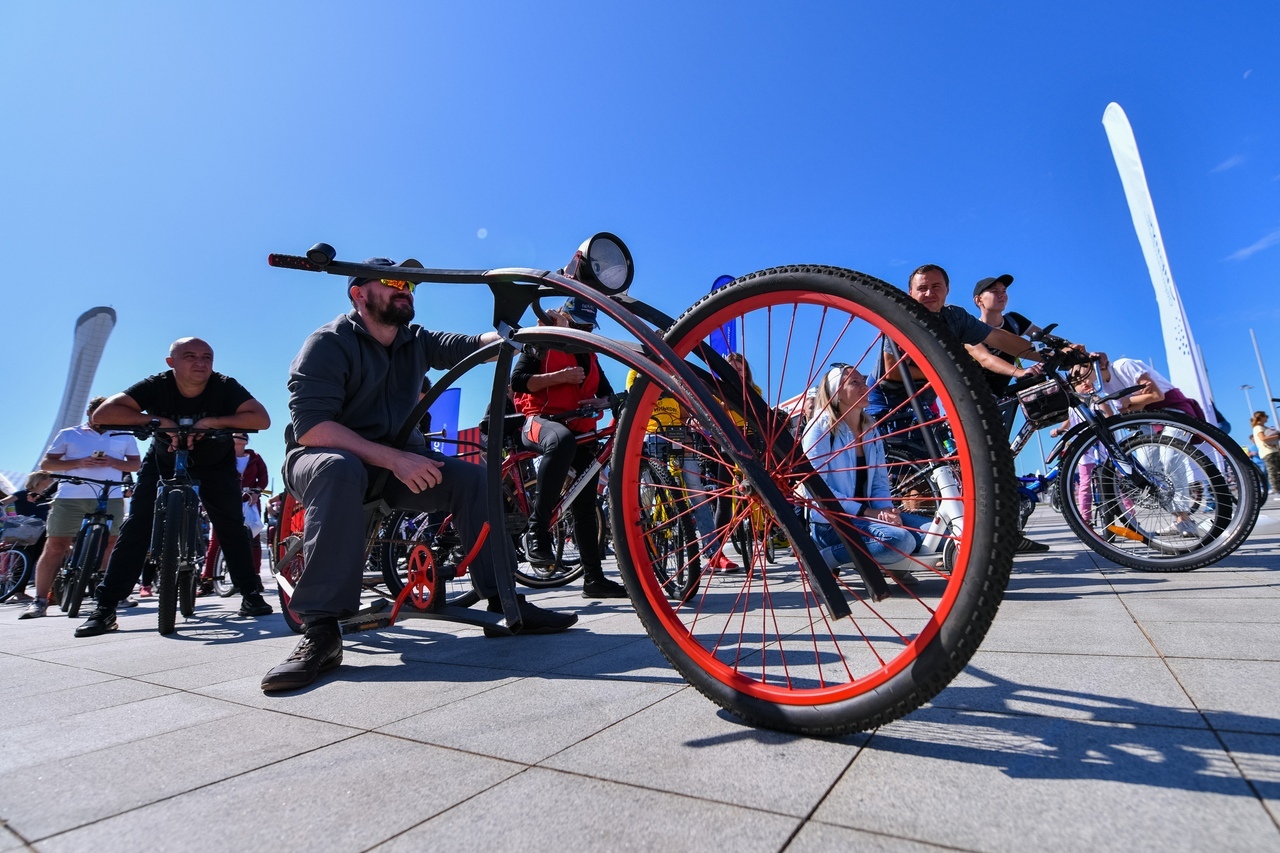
[801,364,928,586]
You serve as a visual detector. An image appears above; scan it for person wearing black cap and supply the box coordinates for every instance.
[971,274,1051,554]
[512,297,628,599]
[970,274,1043,420]
[264,259,577,692]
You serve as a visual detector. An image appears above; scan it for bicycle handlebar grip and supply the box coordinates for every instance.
[268,253,322,272]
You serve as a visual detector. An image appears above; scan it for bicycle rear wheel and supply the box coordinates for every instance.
[1059,411,1259,571]
[637,456,700,601]
[156,490,185,635]
[514,516,588,588]
[211,548,238,597]
[0,548,29,602]
[270,494,306,634]
[610,266,1016,736]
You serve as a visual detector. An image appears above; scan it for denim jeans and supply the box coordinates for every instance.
[812,511,929,565]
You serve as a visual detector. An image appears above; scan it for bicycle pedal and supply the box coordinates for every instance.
[1105,523,1144,543]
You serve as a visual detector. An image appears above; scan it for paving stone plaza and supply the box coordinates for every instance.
[3,498,1278,852]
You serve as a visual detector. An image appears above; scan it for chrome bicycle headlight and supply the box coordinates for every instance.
[565,232,633,295]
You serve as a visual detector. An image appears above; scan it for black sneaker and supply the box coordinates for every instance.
[1015,535,1051,554]
[484,594,578,637]
[238,591,274,617]
[261,621,343,692]
[523,528,555,567]
[75,605,118,638]
[581,576,629,599]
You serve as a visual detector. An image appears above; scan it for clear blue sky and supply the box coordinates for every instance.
[3,1,1278,484]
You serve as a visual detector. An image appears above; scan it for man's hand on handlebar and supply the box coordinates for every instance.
[389,451,444,494]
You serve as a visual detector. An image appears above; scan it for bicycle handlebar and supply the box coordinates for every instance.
[45,472,134,489]
[1028,324,1090,369]
[544,391,629,424]
[98,421,260,441]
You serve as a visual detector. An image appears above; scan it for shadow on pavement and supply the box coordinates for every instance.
[870,664,1279,798]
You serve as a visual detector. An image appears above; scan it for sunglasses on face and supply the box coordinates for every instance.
[379,279,416,293]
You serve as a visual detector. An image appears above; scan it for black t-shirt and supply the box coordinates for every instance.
[981,311,1033,397]
[124,371,254,469]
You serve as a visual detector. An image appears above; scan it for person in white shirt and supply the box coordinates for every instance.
[19,397,141,619]
[802,364,929,588]
[1084,352,1204,419]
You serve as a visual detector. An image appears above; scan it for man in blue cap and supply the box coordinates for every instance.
[264,259,578,692]
[512,297,627,598]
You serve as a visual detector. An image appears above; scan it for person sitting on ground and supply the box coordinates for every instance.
[513,297,627,599]
[20,398,141,619]
[801,364,929,586]
[264,258,576,692]
[75,337,273,637]
[199,431,268,595]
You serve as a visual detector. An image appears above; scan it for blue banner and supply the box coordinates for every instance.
[708,274,737,355]
[427,387,462,456]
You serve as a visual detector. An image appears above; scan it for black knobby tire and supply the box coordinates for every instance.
[274,536,306,634]
[513,517,588,589]
[730,517,754,568]
[609,266,1017,736]
[179,570,197,617]
[66,525,106,618]
[638,456,701,602]
[0,548,30,602]
[1047,478,1062,514]
[1059,411,1260,572]
[156,489,185,635]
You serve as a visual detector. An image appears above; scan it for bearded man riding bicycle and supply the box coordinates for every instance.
[265,259,577,692]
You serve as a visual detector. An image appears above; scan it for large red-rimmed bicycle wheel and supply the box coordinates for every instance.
[610,266,1017,735]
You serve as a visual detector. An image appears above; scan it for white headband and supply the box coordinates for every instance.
[824,366,845,398]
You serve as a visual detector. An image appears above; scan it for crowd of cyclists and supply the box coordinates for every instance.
[3,259,1274,695]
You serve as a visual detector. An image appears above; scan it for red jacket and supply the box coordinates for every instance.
[516,349,602,433]
[240,449,268,490]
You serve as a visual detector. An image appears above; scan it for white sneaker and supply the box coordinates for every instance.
[1156,519,1200,538]
[19,599,48,620]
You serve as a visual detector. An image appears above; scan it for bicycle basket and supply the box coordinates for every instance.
[1017,379,1071,429]
[2,516,45,546]
[660,426,690,456]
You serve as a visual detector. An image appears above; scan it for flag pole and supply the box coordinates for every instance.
[1250,328,1280,426]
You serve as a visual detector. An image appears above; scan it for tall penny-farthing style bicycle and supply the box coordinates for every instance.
[269,235,1018,736]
